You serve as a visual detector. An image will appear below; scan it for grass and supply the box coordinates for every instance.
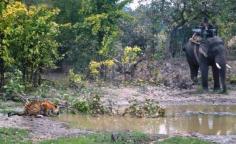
[40,134,213,144]
[40,132,150,144]
[157,136,213,144]
[0,128,31,144]
[0,128,213,144]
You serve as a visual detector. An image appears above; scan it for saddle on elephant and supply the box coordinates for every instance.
[189,33,202,45]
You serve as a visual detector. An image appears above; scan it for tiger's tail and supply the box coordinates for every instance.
[8,112,24,117]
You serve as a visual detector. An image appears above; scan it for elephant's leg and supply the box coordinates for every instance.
[215,55,227,93]
[190,65,199,84]
[212,66,220,91]
[200,63,209,91]
[219,67,227,93]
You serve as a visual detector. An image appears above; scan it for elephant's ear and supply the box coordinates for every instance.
[199,43,208,57]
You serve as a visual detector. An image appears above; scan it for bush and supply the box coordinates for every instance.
[71,94,107,115]
[3,70,25,101]
[89,59,114,79]
[72,99,90,114]
[89,94,107,115]
[123,99,165,118]
[33,82,52,98]
[68,69,85,88]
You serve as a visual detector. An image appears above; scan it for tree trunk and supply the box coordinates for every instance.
[165,32,172,58]
[0,58,4,88]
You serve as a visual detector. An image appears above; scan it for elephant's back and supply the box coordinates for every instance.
[207,36,224,46]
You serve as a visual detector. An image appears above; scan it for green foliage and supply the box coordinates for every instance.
[68,69,85,87]
[3,70,25,100]
[124,99,165,118]
[33,82,52,98]
[71,94,107,115]
[89,94,106,115]
[89,59,114,78]
[0,1,60,85]
[0,0,8,14]
[89,60,101,76]
[158,136,213,144]
[122,46,141,64]
[52,0,131,72]
[72,99,90,114]
[0,128,31,144]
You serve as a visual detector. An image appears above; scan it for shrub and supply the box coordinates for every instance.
[68,69,85,88]
[89,59,114,79]
[3,70,25,101]
[122,46,141,64]
[123,99,165,118]
[71,94,107,115]
[72,99,90,114]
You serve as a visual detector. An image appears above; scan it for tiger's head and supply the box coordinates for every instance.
[41,100,60,115]
[52,105,60,115]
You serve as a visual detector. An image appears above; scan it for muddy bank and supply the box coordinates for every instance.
[102,85,236,108]
[0,115,91,142]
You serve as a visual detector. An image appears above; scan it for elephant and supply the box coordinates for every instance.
[184,36,230,92]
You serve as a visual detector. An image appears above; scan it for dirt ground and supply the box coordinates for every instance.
[101,84,236,111]
[0,115,91,142]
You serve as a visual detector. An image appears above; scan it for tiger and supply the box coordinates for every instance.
[8,100,59,117]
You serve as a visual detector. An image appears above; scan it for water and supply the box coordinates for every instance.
[56,105,236,135]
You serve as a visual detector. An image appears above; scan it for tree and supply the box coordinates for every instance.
[52,0,131,72]
[0,1,60,86]
[0,0,13,87]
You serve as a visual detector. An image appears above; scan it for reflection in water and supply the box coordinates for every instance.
[208,116,213,129]
[57,105,236,135]
[159,124,167,134]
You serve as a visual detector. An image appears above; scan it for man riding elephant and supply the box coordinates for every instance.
[190,17,216,44]
[184,17,230,93]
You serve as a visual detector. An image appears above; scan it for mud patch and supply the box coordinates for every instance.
[0,115,91,142]
[102,85,236,107]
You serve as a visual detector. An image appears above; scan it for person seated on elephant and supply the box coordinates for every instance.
[190,17,216,44]
[199,17,215,39]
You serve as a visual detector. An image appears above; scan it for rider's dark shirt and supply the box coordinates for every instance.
[199,23,215,38]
